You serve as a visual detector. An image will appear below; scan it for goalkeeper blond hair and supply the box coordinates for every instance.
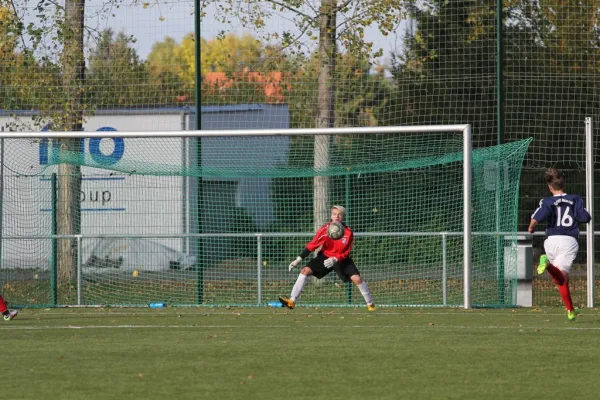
[331,205,346,220]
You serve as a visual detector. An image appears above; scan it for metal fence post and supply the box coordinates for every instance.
[257,233,263,305]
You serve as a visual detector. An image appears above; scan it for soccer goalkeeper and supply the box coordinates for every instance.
[0,294,18,321]
[279,205,375,311]
[528,168,591,321]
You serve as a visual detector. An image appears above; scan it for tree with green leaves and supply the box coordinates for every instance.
[86,29,150,107]
[6,0,86,285]
[146,37,190,104]
[6,0,179,285]
[503,1,600,230]
[206,0,407,229]
[0,3,61,114]
[392,0,600,231]
[389,0,497,142]
[0,3,20,109]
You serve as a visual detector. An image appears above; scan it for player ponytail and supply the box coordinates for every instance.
[545,168,565,190]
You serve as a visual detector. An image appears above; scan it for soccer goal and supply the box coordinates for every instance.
[0,126,531,308]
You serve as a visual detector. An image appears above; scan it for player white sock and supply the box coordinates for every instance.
[290,274,308,302]
[358,281,373,305]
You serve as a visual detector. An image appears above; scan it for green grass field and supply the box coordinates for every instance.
[3,306,600,400]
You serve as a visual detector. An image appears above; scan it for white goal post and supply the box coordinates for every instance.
[585,117,595,308]
[0,125,474,308]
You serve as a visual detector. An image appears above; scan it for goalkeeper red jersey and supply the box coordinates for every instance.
[305,223,354,262]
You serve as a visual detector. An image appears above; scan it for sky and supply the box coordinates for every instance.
[81,0,408,69]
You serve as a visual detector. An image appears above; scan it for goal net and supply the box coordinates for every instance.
[0,128,531,308]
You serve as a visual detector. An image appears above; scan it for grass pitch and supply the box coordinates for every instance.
[3,306,600,400]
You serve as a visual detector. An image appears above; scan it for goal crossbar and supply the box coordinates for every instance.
[1,125,471,138]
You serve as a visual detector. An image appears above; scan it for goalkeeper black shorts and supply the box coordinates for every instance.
[308,252,360,282]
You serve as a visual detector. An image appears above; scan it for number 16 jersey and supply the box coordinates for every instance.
[531,193,591,239]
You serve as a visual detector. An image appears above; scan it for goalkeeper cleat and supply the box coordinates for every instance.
[367,303,376,312]
[537,254,549,275]
[3,310,18,321]
[567,308,579,321]
[279,296,295,309]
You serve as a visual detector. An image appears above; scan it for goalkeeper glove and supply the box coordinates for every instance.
[289,256,303,271]
[323,257,338,269]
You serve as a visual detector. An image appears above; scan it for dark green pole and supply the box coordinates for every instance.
[496,0,505,305]
[194,0,204,304]
[51,173,58,305]
[0,138,3,276]
[195,0,201,132]
[497,0,504,144]
[345,174,352,304]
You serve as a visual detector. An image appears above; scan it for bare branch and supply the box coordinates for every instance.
[8,0,28,49]
[266,0,313,20]
[279,23,311,52]
[38,0,64,10]
[336,8,372,32]
[335,0,355,13]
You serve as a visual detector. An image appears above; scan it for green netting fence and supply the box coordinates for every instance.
[2,1,598,306]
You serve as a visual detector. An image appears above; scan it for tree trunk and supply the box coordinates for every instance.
[314,0,336,231]
[58,0,84,284]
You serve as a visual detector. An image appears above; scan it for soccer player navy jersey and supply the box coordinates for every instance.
[531,194,591,238]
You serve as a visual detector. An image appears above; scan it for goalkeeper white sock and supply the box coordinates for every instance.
[290,274,308,302]
[358,281,373,305]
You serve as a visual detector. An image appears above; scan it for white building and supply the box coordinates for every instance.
[0,105,290,271]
